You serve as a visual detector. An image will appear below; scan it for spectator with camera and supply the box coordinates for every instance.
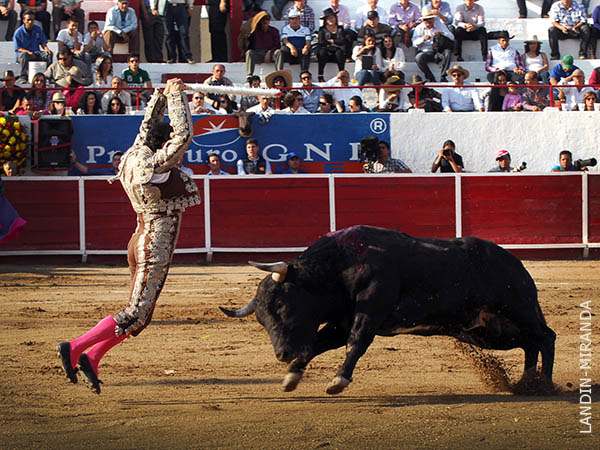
[551,150,596,171]
[363,139,411,173]
[412,9,454,83]
[431,139,464,173]
[488,149,526,172]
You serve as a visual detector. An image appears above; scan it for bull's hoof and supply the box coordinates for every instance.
[282,372,303,392]
[512,371,557,395]
[325,376,351,395]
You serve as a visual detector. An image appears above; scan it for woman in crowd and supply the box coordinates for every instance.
[94,55,114,90]
[279,90,309,114]
[29,72,51,111]
[380,34,406,74]
[240,75,261,111]
[483,70,509,112]
[316,8,346,83]
[216,95,238,114]
[352,34,383,88]
[77,91,102,115]
[582,91,597,111]
[107,96,126,114]
[347,95,370,113]
[318,93,336,113]
[521,36,549,85]
[48,92,67,116]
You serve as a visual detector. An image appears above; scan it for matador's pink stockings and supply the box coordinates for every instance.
[69,316,125,372]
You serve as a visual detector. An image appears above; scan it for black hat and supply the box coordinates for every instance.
[320,7,338,20]
[367,10,379,20]
[497,30,514,40]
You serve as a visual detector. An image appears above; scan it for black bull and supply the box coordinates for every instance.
[220,226,556,395]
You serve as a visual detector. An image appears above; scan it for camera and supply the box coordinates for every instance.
[574,158,597,169]
[359,135,380,163]
[443,149,451,157]
[516,162,527,172]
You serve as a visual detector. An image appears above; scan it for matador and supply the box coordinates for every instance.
[57,78,201,393]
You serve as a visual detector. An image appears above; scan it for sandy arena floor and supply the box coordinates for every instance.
[0,261,598,449]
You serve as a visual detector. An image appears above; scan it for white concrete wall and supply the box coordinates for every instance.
[388,108,600,173]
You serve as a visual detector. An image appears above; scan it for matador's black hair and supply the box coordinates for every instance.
[146,121,173,151]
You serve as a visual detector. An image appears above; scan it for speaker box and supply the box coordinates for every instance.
[35,117,73,169]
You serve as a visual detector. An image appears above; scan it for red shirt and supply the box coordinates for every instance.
[251,26,280,52]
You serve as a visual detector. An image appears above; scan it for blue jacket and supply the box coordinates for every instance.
[14,24,47,58]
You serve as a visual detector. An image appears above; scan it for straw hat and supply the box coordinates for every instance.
[383,75,403,93]
[265,69,293,88]
[446,65,470,79]
[51,92,66,102]
[422,9,437,20]
[524,34,541,44]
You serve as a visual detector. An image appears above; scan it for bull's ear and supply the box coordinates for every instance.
[249,261,288,283]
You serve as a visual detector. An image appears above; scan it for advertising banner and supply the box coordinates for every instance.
[70,114,391,174]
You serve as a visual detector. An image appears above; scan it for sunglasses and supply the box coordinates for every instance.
[295,97,303,101]
[111,102,120,106]
[301,76,310,80]
[319,101,328,105]
[129,59,139,63]
[193,96,204,100]
[451,73,463,77]
[58,57,67,61]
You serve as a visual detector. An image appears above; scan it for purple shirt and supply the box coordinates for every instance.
[389,2,422,28]
[502,93,523,111]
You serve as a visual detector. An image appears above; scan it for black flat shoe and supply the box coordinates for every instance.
[57,342,78,383]
[78,354,102,394]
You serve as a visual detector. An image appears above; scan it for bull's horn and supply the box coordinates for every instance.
[219,298,256,317]
[249,261,288,283]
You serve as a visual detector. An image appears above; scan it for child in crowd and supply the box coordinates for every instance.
[57,17,91,67]
[502,83,523,111]
[84,21,110,64]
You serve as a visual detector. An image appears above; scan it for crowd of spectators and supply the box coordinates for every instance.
[1,0,600,115]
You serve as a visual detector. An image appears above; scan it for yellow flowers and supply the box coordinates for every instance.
[0,114,28,173]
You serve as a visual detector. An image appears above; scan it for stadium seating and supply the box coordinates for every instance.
[0,0,598,87]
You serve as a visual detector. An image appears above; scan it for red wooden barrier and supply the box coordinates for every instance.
[462,175,583,244]
[1,174,599,259]
[84,179,135,250]
[2,180,79,251]
[209,177,330,247]
[334,177,456,238]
